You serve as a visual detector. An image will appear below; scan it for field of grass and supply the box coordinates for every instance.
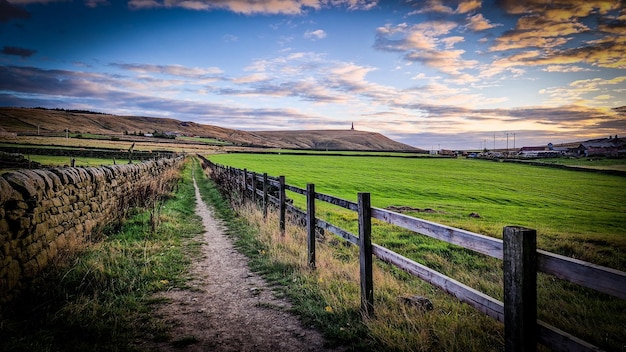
[25,155,137,167]
[5,136,219,154]
[176,136,233,145]
[531,156,626,171]
[207,152,626,350]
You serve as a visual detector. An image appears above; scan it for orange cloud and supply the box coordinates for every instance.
[128,0,379,14]
[466,13,499,31]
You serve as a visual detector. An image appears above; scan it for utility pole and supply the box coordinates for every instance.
[513,133,516,153]
[505,132,510,157]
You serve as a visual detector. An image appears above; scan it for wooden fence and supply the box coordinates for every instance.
[198,155,625,352]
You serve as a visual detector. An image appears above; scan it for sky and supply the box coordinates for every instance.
[0,0,625,150]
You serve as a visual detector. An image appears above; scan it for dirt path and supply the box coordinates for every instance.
[140,177,341,351]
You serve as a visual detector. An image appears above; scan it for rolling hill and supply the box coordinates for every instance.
[0,107,420,151]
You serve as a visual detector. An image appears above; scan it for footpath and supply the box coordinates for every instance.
[139,177,342,352]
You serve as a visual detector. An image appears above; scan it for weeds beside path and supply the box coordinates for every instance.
[139,174,342,351]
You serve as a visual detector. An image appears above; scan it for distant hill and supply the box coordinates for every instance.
[0,107,419,151]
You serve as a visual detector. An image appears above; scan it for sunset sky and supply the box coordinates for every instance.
[1,0,625,150]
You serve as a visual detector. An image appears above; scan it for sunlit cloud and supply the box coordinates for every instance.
[539,76,626,107]
[412,0,481,15]
[374,21,479,77]
[127,0,378,14]
[542,65,593,73]
[490,0,626,70]
[466,13,500,31]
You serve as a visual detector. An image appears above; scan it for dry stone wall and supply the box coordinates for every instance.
[0,157,184,304]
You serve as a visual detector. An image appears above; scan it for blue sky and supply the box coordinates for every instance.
[1,0,625,150]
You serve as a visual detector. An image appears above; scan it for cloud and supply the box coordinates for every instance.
[304,29,326,40]
[466,13,499,31]
[1,46,36,58]
[411,0,481,15]
[110,63,223,78]
[542,65,593,73]
[539,76,626,107]
[0,0,30,22]
[489,0,626,69]
[128,0,379,14]
[85,0,109,7]
[374,21,479,77]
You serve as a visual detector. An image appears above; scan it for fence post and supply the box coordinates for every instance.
[306,183,316,269]
[279,175,286,235]
[503,226,537,352]
[242,168,247,200]
[358,192,374,318]
[251,172,257,204]
[262,173,268,219]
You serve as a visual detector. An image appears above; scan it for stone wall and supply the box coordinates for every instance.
[0,157,185,304]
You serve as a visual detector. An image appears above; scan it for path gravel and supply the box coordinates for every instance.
[139,177,341,351]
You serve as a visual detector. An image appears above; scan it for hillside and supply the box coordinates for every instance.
[253,130,415,151]
[0,107,419,151]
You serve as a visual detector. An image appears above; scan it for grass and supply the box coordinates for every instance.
[0,159,204,352]
[530,157,626,171]
[176,136,233,145]
[207,154,626,267]
[25,155,141,167]
[4,136,218,154]
[205,153,626,351]
[197,170,505,351]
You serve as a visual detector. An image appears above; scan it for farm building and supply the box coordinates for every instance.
[518,142,568,158]
[576,137,625,157]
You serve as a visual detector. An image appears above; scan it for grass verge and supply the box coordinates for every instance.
[0,159,203,352]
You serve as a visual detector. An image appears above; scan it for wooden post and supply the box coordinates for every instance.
[306,183,316,269]
[251,172,257,205]
[279,175,286,235]
[503,226,537,352]
[358,192,374,317]
[242,168,247,200]
[262,173,268,219]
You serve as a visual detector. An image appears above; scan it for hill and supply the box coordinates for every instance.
[0,107,419,151]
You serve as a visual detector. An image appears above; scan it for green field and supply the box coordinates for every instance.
[207,153,626,350]
[531,157,626,171]
[27,155,138,167]
[208,153,625,265]
[207,153,626,349]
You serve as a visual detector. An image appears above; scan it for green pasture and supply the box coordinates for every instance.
[27,155,138,167]
[262,149,431,156]
[208,153,625,269]
[531,157,626,171]
[208,153,626,350]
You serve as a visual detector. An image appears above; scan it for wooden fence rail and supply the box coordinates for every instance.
[199,155,624,352]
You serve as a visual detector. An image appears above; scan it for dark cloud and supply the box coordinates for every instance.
[0,0,30,23]
[1,46,37,58]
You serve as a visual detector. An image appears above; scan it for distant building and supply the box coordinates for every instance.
[518,142,567,158]
[577,139,622,157]
[351,122,354,131]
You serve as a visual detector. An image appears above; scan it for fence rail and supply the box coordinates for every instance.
[199,155,624,352]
